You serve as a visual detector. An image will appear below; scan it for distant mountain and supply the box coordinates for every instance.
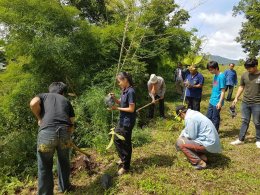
[209,55,239,65]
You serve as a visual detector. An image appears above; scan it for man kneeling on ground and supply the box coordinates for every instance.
[175,105,222,170]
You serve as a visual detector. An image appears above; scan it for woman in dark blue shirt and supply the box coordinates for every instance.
[110,72,136,175]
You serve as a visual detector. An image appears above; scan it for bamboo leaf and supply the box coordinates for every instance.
[193,56,203,65]
[106,134,115,150]
[109,131,116,135]
[183,57,192,65]
[173,112,182,122]
[115,133,125,140]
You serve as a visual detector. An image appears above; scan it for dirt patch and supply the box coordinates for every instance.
[71,154,99,176]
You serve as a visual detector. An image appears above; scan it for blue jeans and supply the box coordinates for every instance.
[37,126,71,195]
[206,103,221,132]
[239,102,260,141]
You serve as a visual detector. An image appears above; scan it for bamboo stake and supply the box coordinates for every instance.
[113,13,130,90]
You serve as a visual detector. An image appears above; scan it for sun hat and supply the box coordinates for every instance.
[149,74,158,84]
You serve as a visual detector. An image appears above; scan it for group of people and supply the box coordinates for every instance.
[174,61,237,131]
[174,58,259,169]
[30,58,259,194]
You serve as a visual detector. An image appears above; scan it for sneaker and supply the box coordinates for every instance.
[230,139,244,145]
[58,184,76,193]
[194,160,207,170]
[117,168,127,176]
[116,159,123,165]
[256,141,260,148]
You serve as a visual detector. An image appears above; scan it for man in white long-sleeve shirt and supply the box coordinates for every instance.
[175,105,222,170]
[147,74,166,118]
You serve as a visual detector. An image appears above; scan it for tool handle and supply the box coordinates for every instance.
[136,99,160,112]
[70,141,90,157]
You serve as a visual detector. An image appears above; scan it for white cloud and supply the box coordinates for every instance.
[202,31,245,59]
[198,11,244,34]
[174,0,247,59]
[198,11,247,60]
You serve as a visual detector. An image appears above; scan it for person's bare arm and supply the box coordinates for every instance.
[232,86,245,106]
[70,117,75,124]
[110,93,121,104]
[216,88,225,110]
[110,103,135,113]
[68,117,75,133]
[30,97,42,125]
[191,83,203,88]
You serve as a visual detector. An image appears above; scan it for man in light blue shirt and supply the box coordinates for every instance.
[224,63,237,101]
[175,105,222,170]
[206,61,226,132]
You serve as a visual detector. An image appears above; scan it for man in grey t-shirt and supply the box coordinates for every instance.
[230,59,260,148]
[147,74,166,118]
[30,82,75,194]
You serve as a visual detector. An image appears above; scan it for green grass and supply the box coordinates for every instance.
[21,65,260,195]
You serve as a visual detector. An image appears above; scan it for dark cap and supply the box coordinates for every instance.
[175,105,187,116]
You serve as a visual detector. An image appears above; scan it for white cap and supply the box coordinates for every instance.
[149,74,158,84]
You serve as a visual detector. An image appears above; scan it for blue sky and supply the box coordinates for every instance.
[175,0,247,60]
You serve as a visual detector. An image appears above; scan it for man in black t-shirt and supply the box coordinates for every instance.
[30,82,75,194]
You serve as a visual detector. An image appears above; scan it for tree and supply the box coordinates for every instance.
[233,0,260,57]
[0,0,194,183]
[66,0,108,23]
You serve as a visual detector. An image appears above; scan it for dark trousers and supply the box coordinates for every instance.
[186,97,201,111]
[149,95,165,118]
[37,126,71,195]
[176,137,207,165]
[239,102,260,141]
[206,103,221,132]
[114,125,134,170]
[225,85,234,101]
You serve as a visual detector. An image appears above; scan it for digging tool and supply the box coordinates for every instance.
[136,99,160,113]
[182,87,187,105]
[69,140,90,157]
[67,126,90,156]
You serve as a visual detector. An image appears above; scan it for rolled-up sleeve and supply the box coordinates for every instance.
[161,79,166,97]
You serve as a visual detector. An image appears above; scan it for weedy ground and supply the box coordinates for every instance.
[21,66,260,195]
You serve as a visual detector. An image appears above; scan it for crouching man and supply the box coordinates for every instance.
[30,82,75,195]
[175,105,221,170]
